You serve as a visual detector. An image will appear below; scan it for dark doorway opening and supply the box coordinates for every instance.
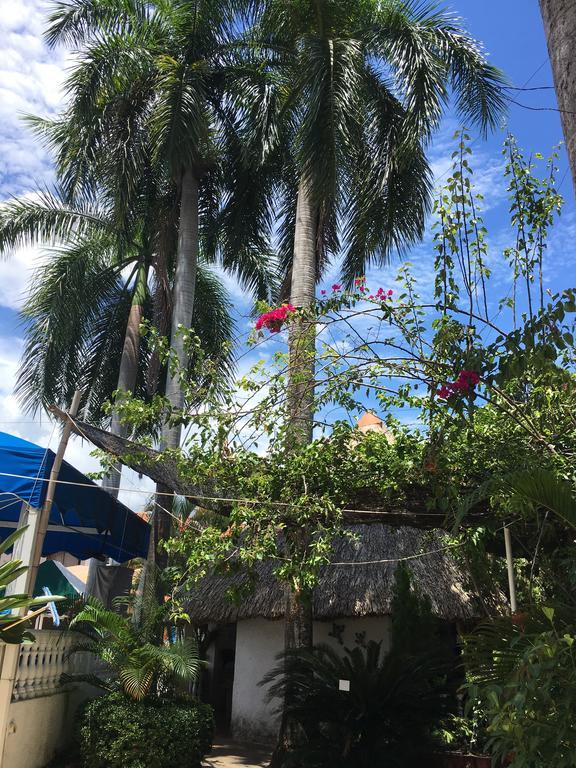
[207,623,237,733]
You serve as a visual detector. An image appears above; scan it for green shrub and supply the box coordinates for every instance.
[463,609,576,768]
[77,692,215,768]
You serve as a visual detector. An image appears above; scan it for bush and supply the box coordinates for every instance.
[77,692,215,768]
[463,609,576,768]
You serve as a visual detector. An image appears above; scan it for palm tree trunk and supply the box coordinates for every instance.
[105,264,147,499]
[163,166,199,446]
[287,177,317,448]
[271,178,317,768]
[155,167,199,568]
[87,266,147,597]
[285,177,317,649]
[540,0,576,193]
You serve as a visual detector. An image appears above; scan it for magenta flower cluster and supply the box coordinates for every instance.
[437,370,480,399]
[320,278,393,300]
[255,303,296,333]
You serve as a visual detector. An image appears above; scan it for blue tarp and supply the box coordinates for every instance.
[0,431,150,562]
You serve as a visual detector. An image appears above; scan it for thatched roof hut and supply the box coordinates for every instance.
[186,524,486,623]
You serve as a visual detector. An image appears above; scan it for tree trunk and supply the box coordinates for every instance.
[540,0,576,193]
[105,264,147,499]
[87,266,147,597]
[271,178,318,768]
[163,166,199,447]
[155,167,199,569]
[286,177,317,448]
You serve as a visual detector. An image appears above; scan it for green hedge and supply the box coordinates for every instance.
[77,693,215,768]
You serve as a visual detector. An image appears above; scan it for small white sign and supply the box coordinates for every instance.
[338,679,350,692]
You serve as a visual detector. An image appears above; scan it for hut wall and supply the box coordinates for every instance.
[231,615,391,742]
[231,618,283,742]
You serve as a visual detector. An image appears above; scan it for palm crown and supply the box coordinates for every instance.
[244,0,507,287]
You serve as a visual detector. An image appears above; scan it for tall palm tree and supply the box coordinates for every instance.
[42,1,277,555]
[0,192,235,434]
[44,0,273,450]
[250,0,507,444]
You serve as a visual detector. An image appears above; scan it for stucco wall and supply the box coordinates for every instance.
[231,616,391,743]
[2,685,93,768]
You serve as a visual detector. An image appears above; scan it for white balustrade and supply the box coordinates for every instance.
[11,630,93,702]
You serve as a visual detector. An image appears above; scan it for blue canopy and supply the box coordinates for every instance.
[0,431,150,562]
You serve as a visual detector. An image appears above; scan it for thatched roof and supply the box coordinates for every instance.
[186,524,490,623]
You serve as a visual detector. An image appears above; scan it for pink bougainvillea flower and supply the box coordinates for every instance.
[354,277,366,286]
[456,370,480,388]
[332,284,342,291]
[387,289,393,296]
[320,290,326,295]
[437,369,480,399]
[255,303,296,333]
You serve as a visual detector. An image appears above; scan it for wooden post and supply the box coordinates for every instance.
[26,389,82,596]
[504,525,517,614]
[0,390,81,765]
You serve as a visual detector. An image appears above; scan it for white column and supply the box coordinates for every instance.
[0,501,41,767]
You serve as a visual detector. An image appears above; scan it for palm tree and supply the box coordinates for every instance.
[41,2,277,554]
[539,0,576,193]
[250,0,507,435]
[0,194,236,501]
[44,0,274,450]
[67,589,201,700]
[242,0,507,656]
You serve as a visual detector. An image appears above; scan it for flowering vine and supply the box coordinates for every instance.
[255,303,296,333]
[437,370,480,400]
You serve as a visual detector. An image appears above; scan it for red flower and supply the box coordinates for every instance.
[332,284,342,291]
[255,304,297,333]
[354,277,366,286]
[437,370,480,400]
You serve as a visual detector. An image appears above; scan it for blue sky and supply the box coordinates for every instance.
[0,0,574,509]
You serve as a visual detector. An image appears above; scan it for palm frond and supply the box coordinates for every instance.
[0,193,109,255]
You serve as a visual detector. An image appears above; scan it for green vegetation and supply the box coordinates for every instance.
[78,692,214,768]
[67,578,201,701]
[262,566,455,767]
[2,0,575,765]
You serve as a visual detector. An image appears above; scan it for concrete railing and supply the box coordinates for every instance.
[12,630,91,702]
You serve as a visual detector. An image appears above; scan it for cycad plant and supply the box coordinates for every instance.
[67,585,200,701]
[263,640,453,768]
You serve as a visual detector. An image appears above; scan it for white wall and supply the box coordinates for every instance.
[231,618,283,743]
[231,616,391,743]
[4,692,73,768]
